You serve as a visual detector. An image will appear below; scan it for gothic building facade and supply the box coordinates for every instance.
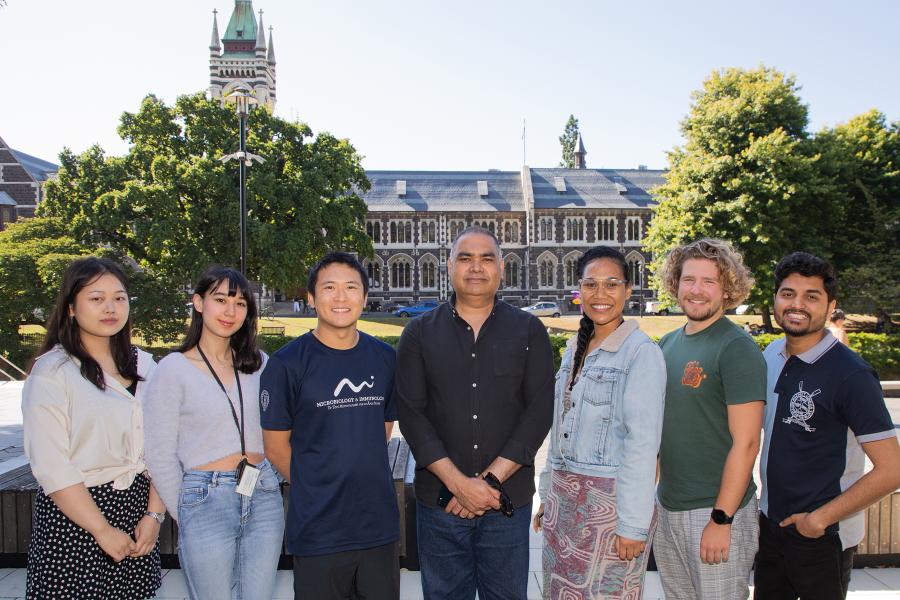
[0,136,58,231]
[359,161,664,311]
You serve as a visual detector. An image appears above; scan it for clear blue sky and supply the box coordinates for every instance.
[1,0,898,171]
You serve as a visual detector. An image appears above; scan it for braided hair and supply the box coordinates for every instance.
[568,247,630,390]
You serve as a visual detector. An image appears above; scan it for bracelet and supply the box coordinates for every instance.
[145,511,166,524]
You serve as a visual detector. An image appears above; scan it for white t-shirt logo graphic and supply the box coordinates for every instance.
[333,376,375,397]
[783,380,820,432]
[260,390,270,412]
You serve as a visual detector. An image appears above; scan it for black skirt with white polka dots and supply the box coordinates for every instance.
[26,473,161,599]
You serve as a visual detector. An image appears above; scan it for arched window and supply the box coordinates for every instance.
[538,217,554,242]
[564,253,581,287]
[503,256,521,289]
[366,221,381,244]
[597,217,616,241]
[390,257,412,289]
[449,220,465,243]
[626,256,644,287]
[565,218,585,242]
[365,260,382,289]
[538,255,556,288]
[420,220,436,244]
[626,218,641,241]
[419,256,438,289]
[503,221,520,244]
[473,220,495,234]
[390,220,413,244]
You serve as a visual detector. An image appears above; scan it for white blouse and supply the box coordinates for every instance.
[22,345,157,494]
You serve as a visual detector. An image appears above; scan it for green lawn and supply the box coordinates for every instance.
[18,313,876,343]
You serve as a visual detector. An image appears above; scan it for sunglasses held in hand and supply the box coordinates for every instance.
[483,472,515,518]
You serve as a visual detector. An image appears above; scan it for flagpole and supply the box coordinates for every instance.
[522,118,526,165]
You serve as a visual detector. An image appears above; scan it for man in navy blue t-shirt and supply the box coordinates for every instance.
[261,252,400,600]
[757,252,900,600]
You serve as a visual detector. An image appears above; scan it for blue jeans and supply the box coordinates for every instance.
[177,460,285,600]
[417,500,531,600]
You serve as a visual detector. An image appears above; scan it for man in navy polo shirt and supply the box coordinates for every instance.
[756,252,900,600]
[261,252,400,600]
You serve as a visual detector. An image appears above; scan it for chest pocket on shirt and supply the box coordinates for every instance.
[493,340,526,378]
[581,367,619,407]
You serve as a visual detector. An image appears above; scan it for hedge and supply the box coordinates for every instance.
[146,331,899,380]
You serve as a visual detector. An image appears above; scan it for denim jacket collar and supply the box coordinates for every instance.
[595,319,640,354]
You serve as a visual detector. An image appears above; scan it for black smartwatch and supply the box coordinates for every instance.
[710,508,734,525]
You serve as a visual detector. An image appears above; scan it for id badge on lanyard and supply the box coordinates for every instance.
[235,457,260,496]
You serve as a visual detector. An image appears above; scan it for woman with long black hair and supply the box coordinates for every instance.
[535,247,666,598]
[23,257,163,599]
[143,265,283,600]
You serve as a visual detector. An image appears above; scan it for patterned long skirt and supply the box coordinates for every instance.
[542,469,656,599]
[26,473,161,599]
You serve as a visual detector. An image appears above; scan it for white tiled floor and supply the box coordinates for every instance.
[1,565,898,599]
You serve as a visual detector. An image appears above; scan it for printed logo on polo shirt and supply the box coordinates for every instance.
[681,361,707,389]
[783,380,820,432]
[260,390,270,412]
[333,376,375,397]
[315,376,384,411]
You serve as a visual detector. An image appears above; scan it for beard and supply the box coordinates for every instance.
[681,296,724,323]
[777,309,827,337]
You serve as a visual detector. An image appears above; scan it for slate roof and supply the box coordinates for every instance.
[362,168,665,213]
[530,168,665,210]
[364,171,525,212]
[9,149,58,183]
[0,191,16,206]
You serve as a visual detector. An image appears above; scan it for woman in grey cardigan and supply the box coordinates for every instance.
[143,266,284,600]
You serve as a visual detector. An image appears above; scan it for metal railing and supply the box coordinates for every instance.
[0,354,26,382]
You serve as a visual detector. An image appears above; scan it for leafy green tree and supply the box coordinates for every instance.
[40,93,372,294]
[0,217,186,366]
[813,110,900,321]
[0,218,83,365]
[645,66,837,329]
[558,114,580,168]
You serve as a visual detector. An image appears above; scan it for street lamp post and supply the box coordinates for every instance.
[220,85,263,275]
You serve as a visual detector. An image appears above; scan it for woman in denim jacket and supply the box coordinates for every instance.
[535,247,666,598]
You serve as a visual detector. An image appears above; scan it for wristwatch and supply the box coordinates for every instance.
[710,508,734,525]
[145,511,166,525]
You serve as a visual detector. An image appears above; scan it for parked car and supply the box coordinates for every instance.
[735,304,756,315]
[645,300,682,315]
[394,301,440,318]
[522,301,561,318]
[382,302,408,313]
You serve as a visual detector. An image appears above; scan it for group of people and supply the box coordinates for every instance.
[19,226,900,600]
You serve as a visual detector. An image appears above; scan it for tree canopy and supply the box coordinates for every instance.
[813,110,900,315]
[39,93,372,292]
[0,217,185,365]
[558,114,580,168]
[644,66,899,325]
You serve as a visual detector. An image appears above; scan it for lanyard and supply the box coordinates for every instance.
[196,345,246,458]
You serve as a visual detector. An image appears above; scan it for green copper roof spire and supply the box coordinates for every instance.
[209,9,221,51]
[222,0,257,42]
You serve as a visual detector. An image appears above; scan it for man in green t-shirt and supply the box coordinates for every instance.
[654,239,766,600]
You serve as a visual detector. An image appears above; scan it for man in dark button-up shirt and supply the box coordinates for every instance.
[397,226,554,600]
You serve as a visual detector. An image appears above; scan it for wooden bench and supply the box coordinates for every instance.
[856,490,900,567]
[0,438,419,569]
[260,325,285,336]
